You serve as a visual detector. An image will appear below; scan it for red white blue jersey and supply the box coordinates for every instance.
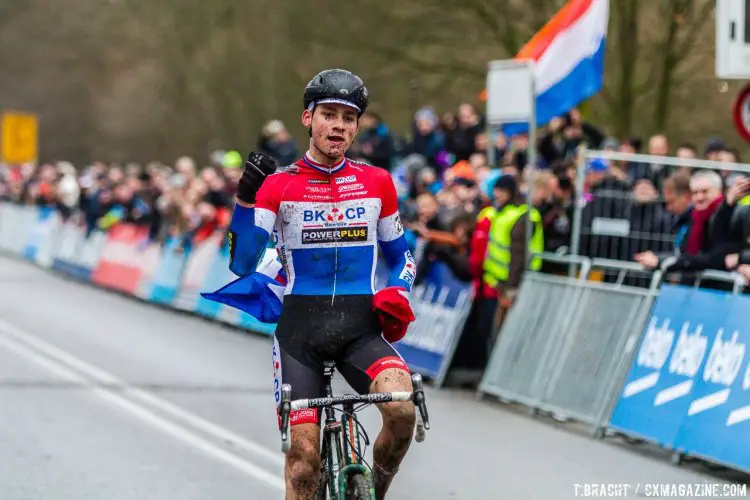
[227,153,416,298]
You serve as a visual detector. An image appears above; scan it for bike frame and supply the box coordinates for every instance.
[278,364,429,500]
[318,364,376,499]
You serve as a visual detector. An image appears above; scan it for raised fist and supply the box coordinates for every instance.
[237,151,277,204]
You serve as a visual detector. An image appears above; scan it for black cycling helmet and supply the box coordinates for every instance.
[303,69,369,117]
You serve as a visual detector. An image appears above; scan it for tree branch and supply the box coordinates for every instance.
[674,0,715,60]
[313,34,485,79]
[458,0,522,55]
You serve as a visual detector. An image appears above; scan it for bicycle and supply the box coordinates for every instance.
[278,360,430,500]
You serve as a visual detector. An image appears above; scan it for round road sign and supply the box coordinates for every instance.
[732,82,750,142]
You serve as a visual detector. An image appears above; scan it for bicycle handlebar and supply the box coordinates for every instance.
[279,373,430,453]
[291,391,412,410]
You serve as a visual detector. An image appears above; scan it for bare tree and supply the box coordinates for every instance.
[0,0,742,163]
[650,0,715,133]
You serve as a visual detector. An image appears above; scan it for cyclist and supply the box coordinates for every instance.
[211,69,418,499]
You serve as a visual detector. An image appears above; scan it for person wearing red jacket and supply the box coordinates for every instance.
[450,175,518,379]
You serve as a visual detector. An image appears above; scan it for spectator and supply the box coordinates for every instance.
[470,175,518,306]
[409,166,441,199]
[407,107,445,168]
[107,164,126,185]
[578,158,633,261]
[485,171,552,337]
[452,177,481,215]
[643,133,672,191]
[540,174,574,270]
[98,182,135,230]
[662,172,694,237]
[446,174,519,382]
[56,161,80,220]
[676,143,697,159]
[601,137,619,152]
[351,111,395,170]
[627,177,674,258]
[718,147,740,164]
[633,172,693,270]
[538,109,604,166]
[446,103,484,162]
[174,157,197,185]
[257,120,300,166]
[493,132,509,166]
[712,175,750,288]
[704,137,725,161]
[407,192,466,286]
[635,170,728,284]
[674,143,698,177]
[221,151,244,198]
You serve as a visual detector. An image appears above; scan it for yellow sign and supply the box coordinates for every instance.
[2,112,38,164]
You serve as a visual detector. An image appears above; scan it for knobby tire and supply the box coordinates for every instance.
[346,472,374,500]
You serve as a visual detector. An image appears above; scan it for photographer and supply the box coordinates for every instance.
[714,175,750,288]
[405,193,472,286]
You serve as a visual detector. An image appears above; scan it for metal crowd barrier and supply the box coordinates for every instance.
[570,148,750,265]
[477,256,666,435]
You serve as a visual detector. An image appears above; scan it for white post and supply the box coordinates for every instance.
[525,59,537,270]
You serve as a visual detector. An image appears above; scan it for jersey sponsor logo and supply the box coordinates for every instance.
[289,408,318,425]
[303,206,366,227]
[340,190,369,199]
[303,194,331,201]
[306,186,331,193]
[394,214,404,235]
[348,159,371,168]
[272,337,283,405]
[399,253,416,286]
[301,227,369,244]
[338,182,365,192]
[335,175,357,184]
[308,178,330,184]
[365,356,409,380]
[227,230,237,264]
[279,164,300,174]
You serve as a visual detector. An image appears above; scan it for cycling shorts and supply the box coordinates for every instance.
[272,294,410,427]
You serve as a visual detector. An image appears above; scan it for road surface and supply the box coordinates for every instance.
[0,255,744,499]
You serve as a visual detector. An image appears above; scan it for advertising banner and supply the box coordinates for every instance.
[91,224,149,294]
[147,238,190,305]
[51,220,107,281]
[609,285,750,472]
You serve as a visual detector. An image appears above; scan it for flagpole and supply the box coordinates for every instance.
[525,59,537,271]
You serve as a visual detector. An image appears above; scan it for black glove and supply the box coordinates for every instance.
[237,151,277,204]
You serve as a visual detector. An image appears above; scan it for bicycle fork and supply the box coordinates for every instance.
[321,390,343,499]
[337,403,375,498]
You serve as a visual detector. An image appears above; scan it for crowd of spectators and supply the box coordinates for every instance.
[2,102,750,384]
[1,103,749,286]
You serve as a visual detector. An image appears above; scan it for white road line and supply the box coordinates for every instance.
[0,318,284,467]
[0,334,285,491]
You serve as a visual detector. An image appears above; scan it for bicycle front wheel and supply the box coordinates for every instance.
[346,472,375,500]
[315,474,329,500]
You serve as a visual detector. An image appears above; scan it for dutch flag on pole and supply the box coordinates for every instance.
[503,0,609,136]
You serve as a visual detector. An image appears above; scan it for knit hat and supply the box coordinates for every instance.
[493,174,518,195]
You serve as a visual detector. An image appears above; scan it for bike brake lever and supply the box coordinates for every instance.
[280,384,292,453]
[411,374,430,432]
